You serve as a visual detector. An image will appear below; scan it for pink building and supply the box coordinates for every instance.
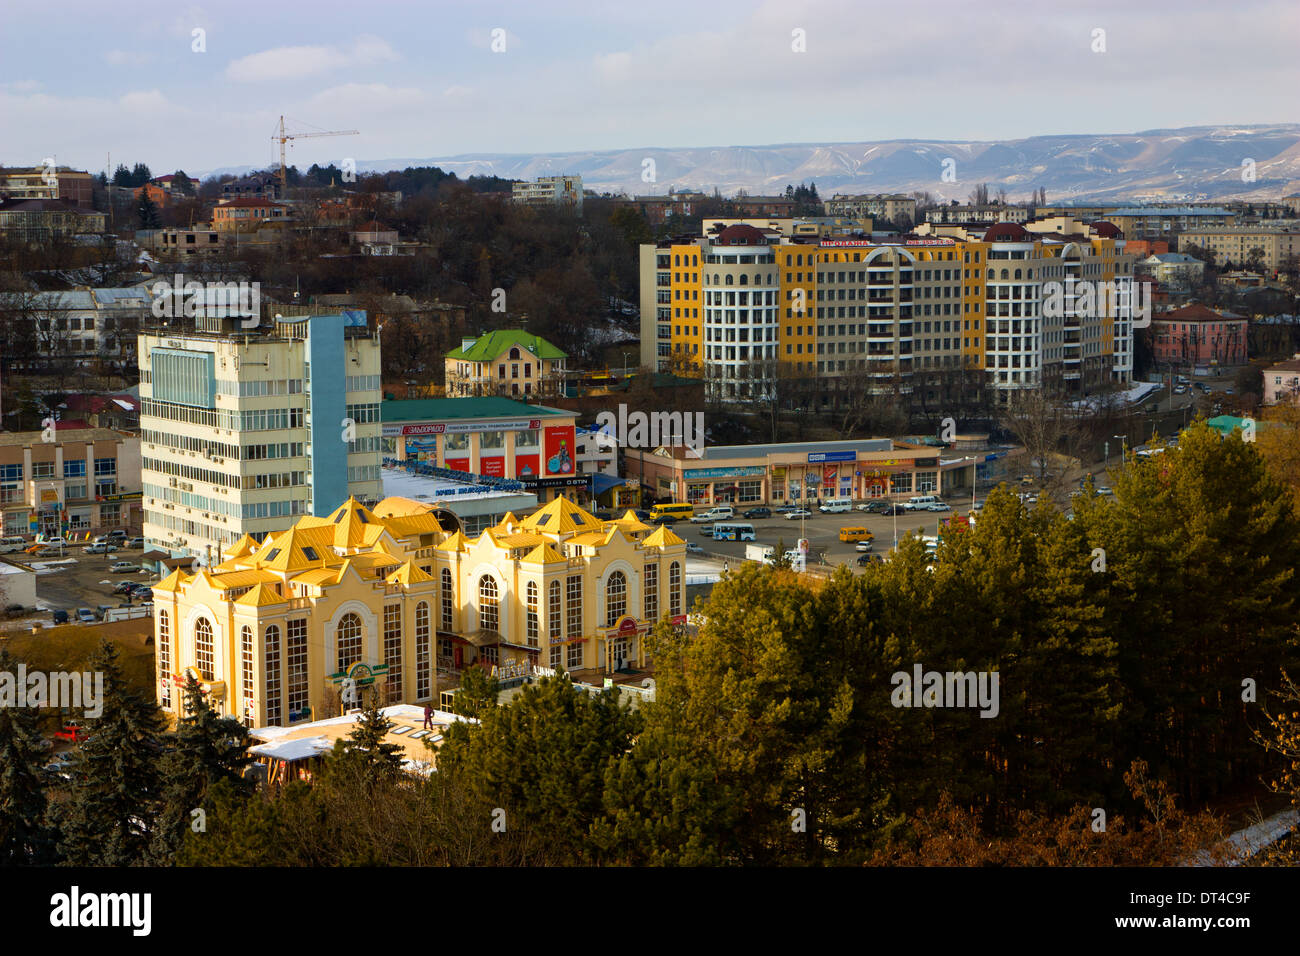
[1263,356,1300,406]
[1151,304,1247,367]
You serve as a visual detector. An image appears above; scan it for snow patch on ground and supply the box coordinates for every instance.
[1068,380,1161,411]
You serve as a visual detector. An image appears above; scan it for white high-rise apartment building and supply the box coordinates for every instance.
[138,309,383,561]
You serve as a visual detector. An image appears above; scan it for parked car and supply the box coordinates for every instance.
[75,608,96,624]
[5,603,27,618]
[856,501,890,514]
[784,509,813,520]
[1174,385,1187,394]
[855,540,874,552]
[742,507,772,519]
[109,561,141,573]
[51,609,69,625]
[43,755,77,781]
[105,530,128,542]
[650,515,678,526]
[123,536,146,549]
[1096,486,1113,496]
[774,504,802,514]
[856,554,883,567]
[685,541,705,554]
[927,502,952,512]
[112,581,137,595]
[1224,386,1235,395]
[83,543,119,555]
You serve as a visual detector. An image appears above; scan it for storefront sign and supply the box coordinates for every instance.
[544,425,576,476]
[480,456,505,477]
[523,475,590,490]
[808,451,856,463]
[383,418,544,437]
[683,466,766,479]
[515,454,540,479]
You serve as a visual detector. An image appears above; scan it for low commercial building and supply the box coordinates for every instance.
[1135,252,1205,289]
[512,175,583,212]
[382,397,581,504]
[0,198,106,243]
[150,494,687,725]
[623,438,976,506]
[0,428,141,537]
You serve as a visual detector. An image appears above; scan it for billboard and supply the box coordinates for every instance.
[444,457,471,474]
[544,426,576,476]
[515,454,540,480]
[480,456,505,478]
[405,436,437,465]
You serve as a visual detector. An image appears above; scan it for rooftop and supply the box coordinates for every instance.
[382,397,570,423]
[0,427,134,447]
[446,329,567,362]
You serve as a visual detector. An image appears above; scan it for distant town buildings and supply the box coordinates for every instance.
[213,197,290,233]
[0,198,106,243]
[823,194,916,223]
[1179,227,1300,272]
[1263,354,1300,406]
[926,204,1031,225]
[0,166,95,206]
[512,175,583,212]
[1135,252,1205,290]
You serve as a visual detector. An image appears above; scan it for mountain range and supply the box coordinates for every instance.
[198,123,1300,203]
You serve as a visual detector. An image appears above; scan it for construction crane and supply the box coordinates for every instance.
[272,115,359,187]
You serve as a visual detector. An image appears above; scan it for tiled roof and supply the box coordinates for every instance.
[445,329,567,361]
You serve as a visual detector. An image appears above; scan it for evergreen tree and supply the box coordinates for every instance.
[0,649,56,865]
[151,675,253,862]
[111,164,132,188]
[137,194,161,230]
[129,162,152,187]
[327,699,404,783]
[453,665,500,719]
[54,639,166,866]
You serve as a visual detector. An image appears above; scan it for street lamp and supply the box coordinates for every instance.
[1113,433,1126,469]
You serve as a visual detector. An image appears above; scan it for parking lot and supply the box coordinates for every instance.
[10,543,162,627]
[678,504,971,571]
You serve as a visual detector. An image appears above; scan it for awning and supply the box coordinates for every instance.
[590,473,625,496]
[459,629,500,648]
[161,556,194,570]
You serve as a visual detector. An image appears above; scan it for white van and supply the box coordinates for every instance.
[905,495,939,511]
[0,536,27,554]
[818,497,853,514]
[691,505,735,523]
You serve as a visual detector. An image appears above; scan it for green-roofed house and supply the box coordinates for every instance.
[445,330,568,400]
[1206,415,1251,438]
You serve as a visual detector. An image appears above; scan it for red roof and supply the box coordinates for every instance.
[1154,304,1244,322]
[715,223,768,245]
[983,222,1030,242]
[1088,220,1123,239]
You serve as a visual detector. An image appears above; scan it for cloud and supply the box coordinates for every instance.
[0,80,41,92]
[118,90,172,112]
[226,34,398,83]
[305,83,428,114]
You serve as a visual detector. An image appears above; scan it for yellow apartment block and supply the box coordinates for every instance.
[151,494,687,726]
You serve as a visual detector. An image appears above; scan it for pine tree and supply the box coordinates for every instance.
[54,639,166,866]
[327,700,404,783]
[0,650,56,864]
[453,665,500,719]
[137,194,161,230]
[151,675,253,862]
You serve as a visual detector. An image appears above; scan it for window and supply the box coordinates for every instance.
[32,461,55,480]
[644,564,658,621]
[63,460,86,478]
[193,617,215,681]
[384,605,403,703]
[479,576,499,632]
[566,575,583,638]
[241,626,254,720]
[287,619,308,719]
[436,568,454,631]
[264,625,281,725]
[415,602,431,700]
[606,571,626,626]
[567,640,583,670]
[94,457,116,476]
[669,562,682,617]
[158,610,171,708]
[526,582,539,647]
[336,613,363,672]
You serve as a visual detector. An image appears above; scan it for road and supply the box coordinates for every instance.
[10,544,161,627]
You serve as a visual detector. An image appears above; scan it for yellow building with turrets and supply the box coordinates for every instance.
[151,494,687,726]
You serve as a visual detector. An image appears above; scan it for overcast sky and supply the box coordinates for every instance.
[2,0,1296,176]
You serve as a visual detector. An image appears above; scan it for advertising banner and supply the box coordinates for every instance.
[444,457,471,474]
[808,451,856,463]
[406,436,437,465]
[480,456,505,478]
[515,454,540,480]
[823,464,839,486]
[544,425,576,476]
[383,418,544,438]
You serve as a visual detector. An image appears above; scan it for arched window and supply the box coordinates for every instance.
[669,562,682,617]
[1014,268,1022,280]
[336,613,363,672]
[526,581,539,647]
[415,602,431,700]
[548,580,562,668]
[241,625,253,718]
[158,610,171,708]
[479,576,499,632]
[606,571,626,626]
[265,625,281,725]
[383,604,403,704]
[440,568,453,631]
[194,617,214,681]
[1001,269,1009,280]
[510,346,520,360]
[725,274,734,286]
